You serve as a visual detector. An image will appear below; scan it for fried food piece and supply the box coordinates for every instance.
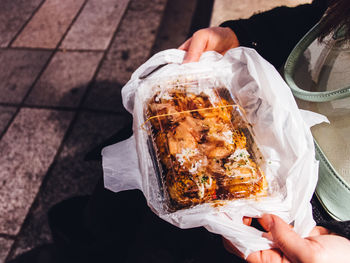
[147,88,266,210]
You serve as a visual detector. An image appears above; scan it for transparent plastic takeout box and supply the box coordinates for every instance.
[139,74,268,212]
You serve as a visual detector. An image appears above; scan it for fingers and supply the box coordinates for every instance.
[182,30,209,63]
[178,27,240,63]
[243,216,252,226]
[178,37,192,51]
[260,214,310,263]
[309,226,331,236]
[247,248,291,263]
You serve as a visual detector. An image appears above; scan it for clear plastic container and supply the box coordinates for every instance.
[142,76,267,211]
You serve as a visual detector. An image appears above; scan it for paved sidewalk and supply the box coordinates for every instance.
[0,0,310,262]
[0,0,178,261]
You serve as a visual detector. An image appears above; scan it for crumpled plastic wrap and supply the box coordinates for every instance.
[102,48,328,258]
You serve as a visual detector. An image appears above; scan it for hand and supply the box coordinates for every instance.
[225,214,350,263]
[178,27,239,63]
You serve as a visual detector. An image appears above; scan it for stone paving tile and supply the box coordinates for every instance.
[0,106,17,135]
[12,0,85,49]
[0,237,14,263]
[0,0,43,47]
[83,80,126,113]
[25,51,103,108]
[8,111,129,260]
[61,0,130,50]
[151,0,197,54]
[83,0,167,112]
[0,50,51,104]
[0,108,74,236]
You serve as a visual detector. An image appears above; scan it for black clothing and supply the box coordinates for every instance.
[49,181,244,263]
[220,0,328,68]
[319,220,350,240]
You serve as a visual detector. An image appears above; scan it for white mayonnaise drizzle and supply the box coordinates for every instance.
[176,148,199,165]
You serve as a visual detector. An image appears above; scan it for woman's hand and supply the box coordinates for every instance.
[225,214,350,263]
[178,27,239,63]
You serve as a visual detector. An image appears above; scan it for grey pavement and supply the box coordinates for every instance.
[0,0,198,262]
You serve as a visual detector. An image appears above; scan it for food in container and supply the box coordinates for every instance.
[143,77,267,211]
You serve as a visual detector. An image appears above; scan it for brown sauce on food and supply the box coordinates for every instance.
[147,88,267,211]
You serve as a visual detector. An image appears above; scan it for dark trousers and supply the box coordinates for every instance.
[49,179,245,263]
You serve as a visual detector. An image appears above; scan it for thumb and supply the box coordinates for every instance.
[261,214,310,262]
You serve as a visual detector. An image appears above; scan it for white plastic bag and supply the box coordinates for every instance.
[102,48,328,257]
